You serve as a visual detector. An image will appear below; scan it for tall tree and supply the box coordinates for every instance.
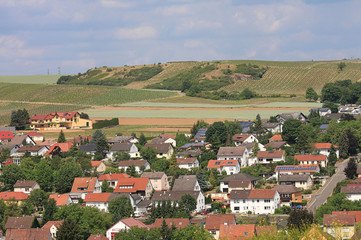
[0,148,10,163]
[252,114,264,136]
[287,209,314,229]
[57,218,82,240]
[282,119,301,145]
[42,198,57,226]
[33,160,53,192]
[196,170,208,192]
[140,146,157,163]
[180,194,197,214]
[138,133,147,146]
[10,108,30,130]
[328,146,338,166]
[344,158,357,179]
[92,130,109,158]
[209,170,217,188]
[108,196,134,222]
[55,160,83,194]
[305,87,318,101]
[57,130,66,143]
[339,130,350,159]
[29,189,48,211]
[0,164,25,191]
[205,121,227,149]
[295,130,311,154]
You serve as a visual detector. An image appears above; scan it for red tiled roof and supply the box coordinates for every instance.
[0,192,28,201]
[49,194,70,206]
[294,155,327,161]
[71,177,98,193]
[323,214,355,226]
[314,143,338,149]
[45,142,73,155]
[120,217,150,230]
[0,131,14,139]
[333,211,361,224]
[257,150,284,158]
[269,134,283,141]
[205,214,235,230]
[17,145,45,152]
[177,158,197,164]
[248,189,277,199]
[91,161,102,167]
[207,160,238,168]
[6,228,50,240]
[161,134,175,140]
[98,173,130,181]
[42,220,63,229]
[114,178,149,193]
[152,218,190,229]
[83,193,112,202]
[88,234,108,240]
[4,159,14,166]
[30,112,78,121]
[219,224,255,240]
[26,131,43,137]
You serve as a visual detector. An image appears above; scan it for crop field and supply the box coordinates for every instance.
[0,102,85,126]
[0,75,61,84]
[0,83,177,106]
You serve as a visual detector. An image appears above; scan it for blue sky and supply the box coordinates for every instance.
[0,0,360,75]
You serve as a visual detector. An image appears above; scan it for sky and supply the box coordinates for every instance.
[0,0,360,75]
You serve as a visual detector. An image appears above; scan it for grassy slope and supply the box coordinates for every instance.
[0,75,61,84]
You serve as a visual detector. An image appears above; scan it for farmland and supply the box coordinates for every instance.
[0,75,61,84]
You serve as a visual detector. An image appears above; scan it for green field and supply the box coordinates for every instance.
[0,75,61,84]
[0,83,177,106]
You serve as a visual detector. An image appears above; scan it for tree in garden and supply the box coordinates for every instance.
[328,146,338,167]
[209,170,217,188]
[42,198,57,226]
[57,218,82,240]
[295,130,311,154]
[114,152,130,161]
[287,209,314,229]
[206,121,227,149]
[31,217,40,228]
[101,180,113,193]
[175,133,188,148]
[57,130,66,143]
[0,164,25,191]
[196,170,209,192]
[92,130,109,158]
[190,120,209,137]
[339,130,349,159]
[180,194,197,214]
[33,160,53,192]
[252,114,264,136]
[167,154,179,176]
[305,87,318,101]
[140,146,157,163]
[322,101,339,113]
[116,226,161,240]
[344,158,357,179]
[0,147,10,163]
[108,196,134,222]
[224,121,243,145]
[55,160,83,194]
[172,225,213,240]
[282,119,301,144]
[10,108,30,130]
[138,133,147,146]
[29,189,48,211]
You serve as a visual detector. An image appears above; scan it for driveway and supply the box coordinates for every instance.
[306,159,349,214]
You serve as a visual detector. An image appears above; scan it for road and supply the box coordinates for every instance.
[306,159,349,214]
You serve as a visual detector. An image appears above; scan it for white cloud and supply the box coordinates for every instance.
[62,58,97,70]
[157,5,189,16]
[0,35,44,58]
[184,39,203,48]
[115,26,157,40]
[99,0,132,8]
[0,0,45,7]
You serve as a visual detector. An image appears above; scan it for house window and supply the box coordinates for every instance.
[234,207,240,211]
[264,206,270,210]
[343,228,349,233]
[264,199,270,203]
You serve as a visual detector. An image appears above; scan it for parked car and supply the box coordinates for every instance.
[201,209,211,215]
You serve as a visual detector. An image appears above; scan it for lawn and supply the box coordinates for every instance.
[0,75,61,84]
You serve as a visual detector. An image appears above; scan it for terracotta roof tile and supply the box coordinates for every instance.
[269,135,283,141]
[120,217,150,230]
[231,134,252,142]
[118,160,148,167]
[42,220,63,229]
[0,192,28,201]
[177,158,197,164]
[323,214,355,226]
[6,228,50,240]
[98,173,130,181]
[26,131,44,137]
[205,214,235,230]
[45,142,73,155]
[332,211,361,224]
[91,161,102,167]
[83,193,112,202]
[0,131,14,139]
[49,194,70,206]
[257,150,284,158]
[341,185,361,194]
[88,234,108,240]
[219,224,255,240]
[17,145,46,152]
[5,216,34,229]
[314,143,338,149]
[71,177,98,193]
[114,178,149,193]
[207,160,238,168]
[294,155,327,161]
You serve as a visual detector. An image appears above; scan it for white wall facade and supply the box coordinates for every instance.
[230,192,280,214]
[346,194,361,201]
[85,201,108,212]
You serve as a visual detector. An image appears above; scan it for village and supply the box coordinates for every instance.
[0,102,360,240]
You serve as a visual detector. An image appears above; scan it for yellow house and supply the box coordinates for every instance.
[323,214,356,239]
[30,111,92,130]
[0,192,29,206]
[144,143,174,159]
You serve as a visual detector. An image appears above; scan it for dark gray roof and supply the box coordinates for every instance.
[229,190,251,199]
[151,136,168,144]
[79,143,97,152]
[110,142,133,152]
[152,191,200,201]
[265,141,287,149]
[144,143,172,154]
[141,172,166,179]
[273,185,302,194]
[279,174,311,182]
[136,200,152,208]
[172,175,197,191]
[0,144,18,151]
[341,185,361,194]
[176,149,202,157]
[221,173,259,183]
[217,146,246,157]
[109,136,135,143]
[277,112,306,120]
[261,120,281,128]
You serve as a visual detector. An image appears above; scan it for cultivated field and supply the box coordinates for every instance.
[0,75,61,84]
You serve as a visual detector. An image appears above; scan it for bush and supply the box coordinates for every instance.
[93,118,119,129]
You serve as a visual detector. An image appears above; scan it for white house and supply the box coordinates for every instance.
[118,160,151,174]
[151,191,205,213]
[13,180,40,194]
[107,142,140,159]
[217,146,249,167]
[276,112,307,124]
[261,120,283,134]
[295,155,328,168]
[341,185,361,201]
[231,134,258,146]
[207,160,240,175]
[177,158,199,170]
[14,145,49,157]
[219,174,259,193]
[257,150,285,164]
[279,174,312,190]
[106,218,149,240]
[313,143,339,158]
[151,134,176,148]
[70,177,101,201]
[83,193,128,212]
[274,165,320,179]
[229,189,280,214]
[42,220,63,239]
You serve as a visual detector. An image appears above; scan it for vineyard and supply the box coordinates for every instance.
[0,83,177,106]
[0,75,61,84]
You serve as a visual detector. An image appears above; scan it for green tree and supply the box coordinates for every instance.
[55,160,83,193]
[180,194,197,214]
[190,120,209,138]
[0,147,10,163]
[101,180,111,193]
[33,160,53,192]
[92,130,109,158]
[20,158,36,179]
[108,196,134,222]
[114,152,131,161]
[295,130,311,154]
[209,170,217,188]
[57,218,82,240]
[338,61,346,71]
[339,129,349,159]
[328,146,338,166]
[42,198,57,226]
[0,164,25,191]
[305,87,318,101]
[206,121,227,149]
[29,189,48,211]
[10,108,30,130]
[31,216,40,228]
[282,119,301,144]
[344,158,357,179]
[196,170,209,192]
[252,114,265,136]
[115,226,161,240]
[138,133,147,146]
[172,225,213,240]
[140,146,157,162]
[241,88,256,99]
[287,209,314,229]
[322,101,339,113]
[57,130,66,143]
[321,83,342,103]
[175,133,188,148]
[152,159,169,172]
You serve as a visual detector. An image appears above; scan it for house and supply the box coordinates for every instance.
[279,174,312,190]
[264,141,288,151]
[5,216,34,230]
[219,224,255,240]
[310,108,331,117]
[313,143,339,158]
[88,234,108,240]
[151,135,176,147]
[205,214,236,240]
[232,134,258,146]
[113,177,153,199]
[67,135,93,146]
[11,134,36,146]
[295,155,328,168]
[261,120,283,133]
[49,194,71,206]
[257,150,285,164]
[141,172,170,191]
[207,160,240,175]
[0,131,14,143]
[26,131,44,142]
[106,217,150,240]
[70,177,101,201]
[239,121,255,133]
[229,189,280,214]
[79,143,97,155]
[118,160,150,174]
[323,214,355,239]
[29,111,92,130]
[338,104,361,114]
[151,191,205,213]
[274,165,320,179]
[0,126,16,134]
[134,199,152,217]
[276,112,307,123]
[193,128,207,142]
[177,158,199,169]
[217,146,249,167]
[273,185,302,206]
[0,192,28,205]
[83,193,122,212]
[341,185,361,201]
[144,143,174,159]
[179,142,210,151]
[152,218,190,229]
[98,173,130,189]
[42,220,63,239]
[0,144,20,156]
[13,180,40,194]
[219,174,259,193]
[5,228,51,240]
[14,145,49,157]
[176,149,202,158]
[108,136,138,144]
[269,134,283,142]
[325,113,343,122]
[45,142,73,157]
[91,161,107,173]
[107,142,140,159]
[172,175,201,192]
[332,210,361,224]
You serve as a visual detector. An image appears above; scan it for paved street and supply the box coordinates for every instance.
[306,159,349,214]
